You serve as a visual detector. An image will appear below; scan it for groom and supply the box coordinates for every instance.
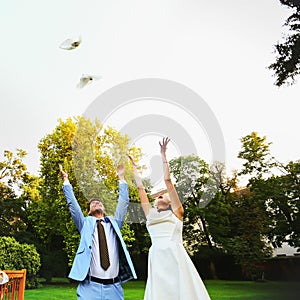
[59,164,136,300]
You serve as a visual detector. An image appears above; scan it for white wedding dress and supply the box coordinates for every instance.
[144,208,211,300]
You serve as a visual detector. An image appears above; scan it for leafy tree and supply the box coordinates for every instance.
[201,161,272,280]
[225,188,272,280]
[198,162,256,279]
[196,158,272,279]
[269,0,300,86]
[209,161,239,196]
[0,149,30,237]
[236,132,285,278]
[168,155,226,278]
[238,132,276,178]
[204,162,239,247]
[10,174,42,246]
[251,160,300,250]
[186,157,272,280]
[169,155,210,250]
[169,158,236,251]
[0,149,28,191]
[238,132,300,250]
[170,156,269,279]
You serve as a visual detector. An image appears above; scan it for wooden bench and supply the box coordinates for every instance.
[0,270,26,300]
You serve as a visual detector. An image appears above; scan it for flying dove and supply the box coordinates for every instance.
[77,74,102,88]
[59,36,82,50]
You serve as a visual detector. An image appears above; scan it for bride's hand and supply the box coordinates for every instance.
[159,137,170,155]
[127,154,137,168]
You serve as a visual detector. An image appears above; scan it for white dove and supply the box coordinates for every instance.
[77,74,102,88]
[59,36,82,50]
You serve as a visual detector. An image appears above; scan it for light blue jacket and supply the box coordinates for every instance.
[63,181,137,282]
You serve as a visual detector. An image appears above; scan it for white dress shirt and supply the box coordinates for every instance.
[89,218,119,279]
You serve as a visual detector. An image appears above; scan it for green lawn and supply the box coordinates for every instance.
[24,279,300,300]
[205,280,299,300]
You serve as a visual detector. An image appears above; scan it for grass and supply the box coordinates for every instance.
[205,280,300,300]
[24,279,300,300]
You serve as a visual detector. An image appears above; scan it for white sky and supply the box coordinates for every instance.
[1,0,299,190]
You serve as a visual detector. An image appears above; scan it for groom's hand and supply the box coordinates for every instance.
[59,164,68,180]
[117,165,125,180]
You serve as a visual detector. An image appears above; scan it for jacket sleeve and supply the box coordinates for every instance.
[113,180,129,228]
[62,183,85,232]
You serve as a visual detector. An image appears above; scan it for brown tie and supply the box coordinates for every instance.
[97,219,110,270]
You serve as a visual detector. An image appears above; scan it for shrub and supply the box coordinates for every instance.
[0,236,41,288]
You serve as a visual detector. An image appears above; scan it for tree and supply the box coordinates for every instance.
[251,160,300,250]
[0,183,19,236]
[237,132,300,250]
[238,132,276,178]
[209,161,239,196]
[0,149,30,237]
[204,162,239,248]
[225,188,272,280]
[169,155,210,250]
[199,161,270,280]
[269,0,300,86]
[236,132,286,279]
[0,148,28,190]
[169,155,225,279]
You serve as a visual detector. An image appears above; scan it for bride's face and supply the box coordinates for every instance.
[155,193,171,209]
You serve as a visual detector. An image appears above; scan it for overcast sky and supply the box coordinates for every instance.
[1,0,299,189]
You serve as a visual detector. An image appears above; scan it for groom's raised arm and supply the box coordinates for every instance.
[59,164,85,231]
[114,165,129,228]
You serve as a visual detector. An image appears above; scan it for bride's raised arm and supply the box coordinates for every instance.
[159,137,184,221]
[127,155,152,216]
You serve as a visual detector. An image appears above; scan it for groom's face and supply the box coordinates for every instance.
[88,200,105,216]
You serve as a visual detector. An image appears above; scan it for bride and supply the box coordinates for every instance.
[128,137,211,300]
